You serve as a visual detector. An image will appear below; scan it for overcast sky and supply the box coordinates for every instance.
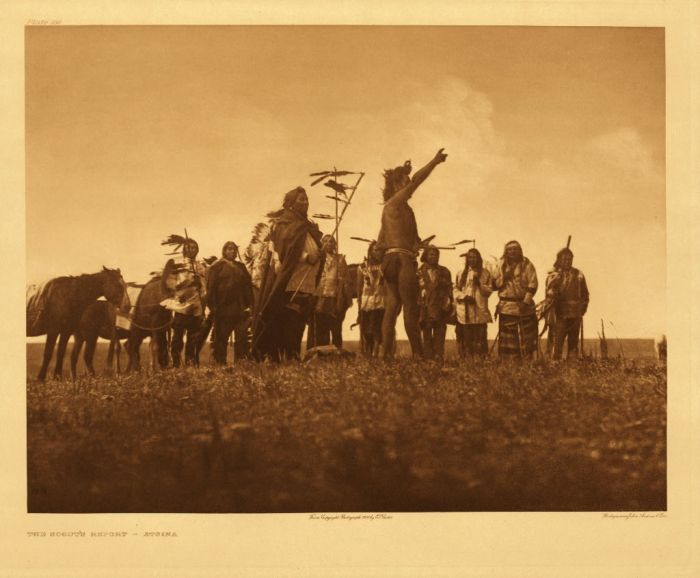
[26,26,665,338]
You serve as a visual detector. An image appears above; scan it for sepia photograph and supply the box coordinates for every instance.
[23,24,669,515]
[3,0,699,576]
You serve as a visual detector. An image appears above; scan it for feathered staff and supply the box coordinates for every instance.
[309,170,355,187]
[309,169,365,253]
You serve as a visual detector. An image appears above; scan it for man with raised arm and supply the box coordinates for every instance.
[376,148,448,359]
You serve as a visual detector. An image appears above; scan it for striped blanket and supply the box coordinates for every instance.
[498,313,539,357]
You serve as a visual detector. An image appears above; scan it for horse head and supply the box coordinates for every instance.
[101,266,130,313]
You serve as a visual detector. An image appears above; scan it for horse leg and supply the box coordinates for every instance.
[126,332,143,372]
[134,335,143,371]
[155,331,169,369]
[84,335,98,376]
[70,334,84,380]
[115,339,122,374]
[38,332,58,381]
[149,333,157,371]
[106,332,116,373]
[53,332,70,379]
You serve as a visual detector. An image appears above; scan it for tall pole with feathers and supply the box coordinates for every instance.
[309,169,365,254]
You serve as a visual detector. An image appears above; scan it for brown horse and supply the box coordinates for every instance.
[126,264,179,372]
[70,300,130,378]
[27,267,129,381]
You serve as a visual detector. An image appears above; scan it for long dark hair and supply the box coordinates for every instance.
[267,186,306,219]
[459,248,483,288]
[501,240,523,277]
[420,246,440,264]
[466,248,483,271]
[553,247,573,269]
[221,241,240,260]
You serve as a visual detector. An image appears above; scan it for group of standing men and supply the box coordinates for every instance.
[164,147,589,364]
[366,147,590,361]
[161,237,252,366]
[164,197,357,365]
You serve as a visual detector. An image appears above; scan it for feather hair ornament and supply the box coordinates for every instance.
[161,234,198,255]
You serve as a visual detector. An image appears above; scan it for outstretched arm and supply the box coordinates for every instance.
[391,148,448,204]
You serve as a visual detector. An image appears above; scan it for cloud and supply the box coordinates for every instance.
[394,77,505,193]
[589,127,659,178]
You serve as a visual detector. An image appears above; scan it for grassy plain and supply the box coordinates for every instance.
[26,343,665,513]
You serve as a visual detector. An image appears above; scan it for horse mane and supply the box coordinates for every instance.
[133,275,168,313]
[57,268,121,282]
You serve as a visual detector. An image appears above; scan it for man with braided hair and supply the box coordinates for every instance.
[356,241,385,357]
[251,186,323,361]
[376,148,448,359]
[308,234,352,349]
[492,240,539,359]
[454,248,493,358]
[206,241,253,364]
[418,246,453,360]
[170,237,208,366]
[544,248,589,360]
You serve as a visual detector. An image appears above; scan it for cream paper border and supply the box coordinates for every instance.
[1,1,698,577]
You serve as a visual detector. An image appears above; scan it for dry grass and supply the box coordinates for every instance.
[27,356,666,512]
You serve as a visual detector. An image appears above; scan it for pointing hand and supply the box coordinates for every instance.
[434,148,448,163]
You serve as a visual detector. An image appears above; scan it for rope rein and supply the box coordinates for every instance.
[128,317,173,333]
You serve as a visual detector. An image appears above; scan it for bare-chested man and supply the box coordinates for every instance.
[377,148,448,358]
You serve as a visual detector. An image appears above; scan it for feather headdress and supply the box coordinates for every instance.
[243,221,275,291]
[243,222,272,270]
